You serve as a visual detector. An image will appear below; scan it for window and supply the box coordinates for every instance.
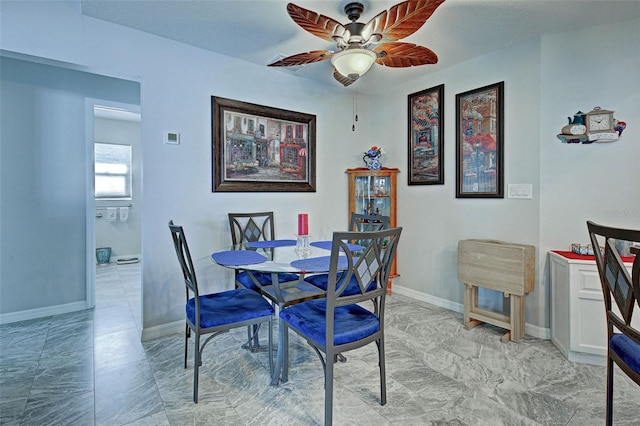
[95,143,132,199]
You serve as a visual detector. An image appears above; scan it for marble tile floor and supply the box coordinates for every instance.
[1,262,639,425]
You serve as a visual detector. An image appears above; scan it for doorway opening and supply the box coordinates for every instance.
[86,100,141,329]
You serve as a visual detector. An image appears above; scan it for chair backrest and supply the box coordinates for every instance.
[587,221,640,337]
[349,212,390,232]
[169,220,200,301]
[325,227,402,340]
[228,212,276,244]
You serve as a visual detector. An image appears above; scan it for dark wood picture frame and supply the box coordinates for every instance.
[408,84,444,185]
[455,82,504,198]
[212,96,316,192]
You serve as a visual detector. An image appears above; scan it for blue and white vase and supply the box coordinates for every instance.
[363,154,382,170]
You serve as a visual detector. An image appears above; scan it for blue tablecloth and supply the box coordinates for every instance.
[290,256,348,272]
[310,241,365,252]
[246,239,296,248]
[211,250,266,266]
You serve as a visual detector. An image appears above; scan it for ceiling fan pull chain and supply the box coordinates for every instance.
[352,92,360,131]
[352,93,356,131]
[355,90,358,122]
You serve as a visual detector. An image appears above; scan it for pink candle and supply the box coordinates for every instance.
[298,213,308,236]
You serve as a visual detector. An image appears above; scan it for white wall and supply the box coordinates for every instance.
[371,37,543,326]
[371,20,639,332]
[538,19,640,327]
[0,1,364,330]
[2,1,638,337]
[539,19,640,249]
[0,56,140,316]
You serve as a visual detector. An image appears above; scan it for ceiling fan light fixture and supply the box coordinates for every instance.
[330,48,376,80]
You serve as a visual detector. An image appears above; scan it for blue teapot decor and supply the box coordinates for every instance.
[568,111,585,126]
[363,145,384,170]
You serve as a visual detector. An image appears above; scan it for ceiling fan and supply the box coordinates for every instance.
[268,0,447,87]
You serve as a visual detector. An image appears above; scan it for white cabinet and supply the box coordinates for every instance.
[549,251,635,366]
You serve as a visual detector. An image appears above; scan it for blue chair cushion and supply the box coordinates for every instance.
[236,271,300,291]
[280,299,379,347]
[304,273,375,296]
[186,288,274,329]
[611,333,640,374]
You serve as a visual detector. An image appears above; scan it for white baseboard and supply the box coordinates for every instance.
[526,322,551,340]
[2,285,551,343]
[393,284,464,313]
[141,319,184,341]
[392,284,551,340]
[0,301,89,325]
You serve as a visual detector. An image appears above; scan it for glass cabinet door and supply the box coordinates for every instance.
[346,167,399,294]
[355,175,391,217]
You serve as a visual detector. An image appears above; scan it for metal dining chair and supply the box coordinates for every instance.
[280,227,402,426]
[228,212,300,290]
[169,220,274,403]
[228,212,301,349]
[304,213,390,295]
[587,221,640,425]
[348,212,391,232]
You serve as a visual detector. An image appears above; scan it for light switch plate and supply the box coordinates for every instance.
[508,184,533,199]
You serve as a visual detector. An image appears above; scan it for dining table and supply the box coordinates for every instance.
[211,238,360,385]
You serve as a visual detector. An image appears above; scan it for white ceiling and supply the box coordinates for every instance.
[80,0,640,94]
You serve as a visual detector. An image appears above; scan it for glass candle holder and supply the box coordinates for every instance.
[295,234,311,258]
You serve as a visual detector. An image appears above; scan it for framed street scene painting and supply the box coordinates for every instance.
[408,84,444,185]
[455,82,504,198]
[212,96,316,192]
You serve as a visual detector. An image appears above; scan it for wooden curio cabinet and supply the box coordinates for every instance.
[346,167,399,293]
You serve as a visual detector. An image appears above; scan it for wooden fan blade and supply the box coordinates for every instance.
[333,69,355,87]
[374,42,438,67]
[363,0,446,43]
[287,3,348,43]
[268,50,333,67]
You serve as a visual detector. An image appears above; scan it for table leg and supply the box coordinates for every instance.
[269,272,288,385]
[271,314,285,386]
[463,283,480,330]
[266,272,320,385]
[510,294,525,342]
[282,308,289,383]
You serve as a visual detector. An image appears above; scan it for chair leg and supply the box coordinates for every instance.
[184,323,189,369]
[606,354,614,426]
[377,337,387,406]
[282,320,289,383]
[324,352,334,426]
[193,332,200,403]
